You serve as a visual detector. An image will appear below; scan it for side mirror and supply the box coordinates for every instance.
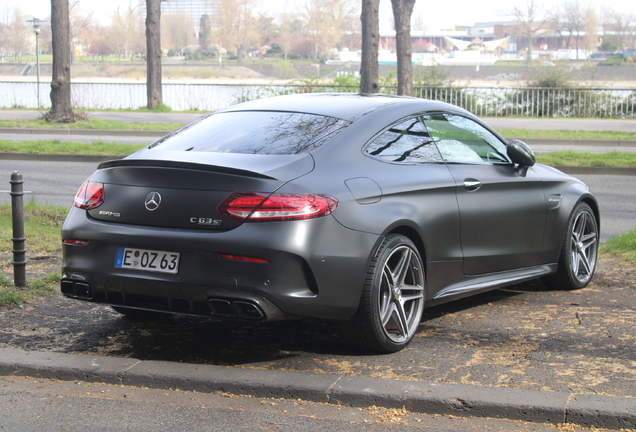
[507,139,535,176]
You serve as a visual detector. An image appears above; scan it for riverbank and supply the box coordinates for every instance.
[2,60,636,88]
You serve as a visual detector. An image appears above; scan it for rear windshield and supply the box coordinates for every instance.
[149,111,350,155]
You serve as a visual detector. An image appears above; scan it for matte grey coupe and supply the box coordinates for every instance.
[61,94,599,353]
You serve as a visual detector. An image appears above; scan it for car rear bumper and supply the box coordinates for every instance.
[61,208,380,322]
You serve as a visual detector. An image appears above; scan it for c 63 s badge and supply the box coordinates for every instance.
[190,217,222,226]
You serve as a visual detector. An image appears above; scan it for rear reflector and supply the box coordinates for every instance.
[220,254,269,263]
[217,192,338,222]
[73,181,104,210]
[63,239,89,246]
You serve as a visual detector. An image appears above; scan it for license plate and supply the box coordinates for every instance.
[114,247,180,274]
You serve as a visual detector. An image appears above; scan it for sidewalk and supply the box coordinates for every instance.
[1,348,634,429]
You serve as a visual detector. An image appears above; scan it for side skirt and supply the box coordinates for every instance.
[427,264,557,307]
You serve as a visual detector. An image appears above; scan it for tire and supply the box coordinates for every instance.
[111,306,171,320]
[544,202,599,290]
[342,234,425,353]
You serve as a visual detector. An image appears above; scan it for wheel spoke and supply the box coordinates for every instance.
[581,232,597,249]
[574,212,587,239]
[391,248,412,287]
[401,291,424,303]
[578,251,592,276]
[571,250,580,275]
[393,299,410,337]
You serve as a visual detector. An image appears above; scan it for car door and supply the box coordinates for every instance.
[421,113,547,275]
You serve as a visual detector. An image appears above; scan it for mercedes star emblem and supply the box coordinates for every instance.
[144,191,162,211]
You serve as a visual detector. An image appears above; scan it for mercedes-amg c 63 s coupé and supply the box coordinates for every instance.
[61,93,599,353]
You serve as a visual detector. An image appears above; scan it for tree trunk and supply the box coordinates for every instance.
[48,0,73,122]
[146,0,163,109]
[391,0,415,96]
[360,0,380,94]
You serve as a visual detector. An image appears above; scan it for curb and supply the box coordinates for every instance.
[1,348,634,429]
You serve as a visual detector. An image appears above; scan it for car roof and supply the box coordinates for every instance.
[218,93,469,122]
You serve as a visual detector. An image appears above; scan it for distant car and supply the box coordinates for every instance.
[61,94,599,353]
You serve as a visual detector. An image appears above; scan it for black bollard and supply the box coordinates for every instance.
[10,171,26,287]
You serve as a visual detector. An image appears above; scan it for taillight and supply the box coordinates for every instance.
[217,192,338,222]
[73,181,104,210]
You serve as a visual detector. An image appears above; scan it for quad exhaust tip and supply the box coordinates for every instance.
[208,298,265,320]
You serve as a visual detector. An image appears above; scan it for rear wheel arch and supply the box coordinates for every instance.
[386,225,427,270]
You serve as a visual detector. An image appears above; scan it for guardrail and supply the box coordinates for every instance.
[1,81,635,118]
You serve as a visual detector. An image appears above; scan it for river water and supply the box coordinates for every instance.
[0,81,293,111]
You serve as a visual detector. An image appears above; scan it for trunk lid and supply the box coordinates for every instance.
[85,152,314,230]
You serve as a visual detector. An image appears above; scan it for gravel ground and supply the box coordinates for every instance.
[1,256,635,398]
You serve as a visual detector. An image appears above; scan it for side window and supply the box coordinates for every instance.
[364,117,443,163]
[421,114,510,164]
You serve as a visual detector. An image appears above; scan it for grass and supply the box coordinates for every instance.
[0,201,67,256]
[600,230,636,262]
[535,151,636,168]
[0,139,146,155]
[0,118,180,131]
[0,273,60,306]
[0,202,67,306]
[498,129,636,140]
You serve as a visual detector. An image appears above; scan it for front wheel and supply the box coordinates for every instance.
[544,202,599,290]
[341,234,425,353]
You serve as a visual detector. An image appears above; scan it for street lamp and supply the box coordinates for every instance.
[26,18,41,109]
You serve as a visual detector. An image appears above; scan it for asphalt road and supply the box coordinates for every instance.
[0,160,632,243]
[0,376,607,432]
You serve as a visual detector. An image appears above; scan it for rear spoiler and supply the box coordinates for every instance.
[98,159,277,180]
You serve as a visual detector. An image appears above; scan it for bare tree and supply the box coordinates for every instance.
[561,0,586,59]
[146,0,162,109]
[69,2,98,61]
[583,7,599,56]
[360,0,379,94]
[278,11,292,60]
[391,0,415,96]
[163,10,194,55]
[601,7,636,50]
[302,0,358,60]
[109,4,143,60]
[48,0,73,122]
[212,0,258,61]
[9,8,30,60]
[514,0,545,65]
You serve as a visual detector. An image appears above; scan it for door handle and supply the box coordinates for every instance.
[464,179,481,191]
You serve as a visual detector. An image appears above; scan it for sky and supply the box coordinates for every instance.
[3,0,634,33]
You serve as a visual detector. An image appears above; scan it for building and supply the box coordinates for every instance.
[138,0,217,24]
